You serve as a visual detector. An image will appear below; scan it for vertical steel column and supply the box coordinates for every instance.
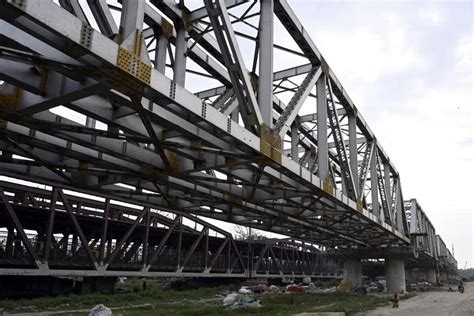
[316,75,328,180]
[384,162,391,213]
[231,108,239,123]
[247,226,252,278]
[71,234,78,254]
[395,181,405,233]
[155,34,168,74]
[85,117,96,128]
[173,27,187,86]
[291,122,298,161]
[99,198,110,265]
[143,208,150,266]
[119,0,145,40]
[204,228,209,271]
[370,148,380,218]
[118,0,149,64]
[177,216,183,269]
[409,199,417,234]
[258,0,274,127]
[44,188,59,262]
[348,114,358,188]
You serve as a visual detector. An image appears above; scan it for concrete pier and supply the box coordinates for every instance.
[439,271,447,283]
[343,258,362,288]
[425,268,437,283]
[385,258,406,293]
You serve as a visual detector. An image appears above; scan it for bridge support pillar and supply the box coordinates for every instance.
[385,258,406,293]
[425,268,437,283]
[439,271,447,283]
[343,258,362,288]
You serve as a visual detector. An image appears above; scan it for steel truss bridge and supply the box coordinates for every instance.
[0,0,456,279]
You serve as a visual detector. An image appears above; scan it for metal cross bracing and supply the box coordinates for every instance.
[405,199,438,260]
[403,199,457,271]
[0,179,343,277]
[435,235,457,273]
[0,0,453,264]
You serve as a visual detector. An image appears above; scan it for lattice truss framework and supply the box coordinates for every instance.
[0,180,344,276]
[405,199,457,269]
[0,0,426,255]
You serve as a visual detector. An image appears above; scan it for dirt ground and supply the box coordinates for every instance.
[356,282,474,316]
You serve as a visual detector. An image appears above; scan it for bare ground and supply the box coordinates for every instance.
[356,282,474,316]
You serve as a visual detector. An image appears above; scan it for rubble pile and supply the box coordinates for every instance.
[220,280,341,309]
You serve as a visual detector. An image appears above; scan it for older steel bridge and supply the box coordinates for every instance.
[0,0,456,283]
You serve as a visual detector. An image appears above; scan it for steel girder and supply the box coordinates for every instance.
[404,199,457,271]
[0,0,453,260]
[0,179,342,277]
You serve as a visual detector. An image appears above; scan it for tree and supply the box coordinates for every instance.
[233,225,265,241]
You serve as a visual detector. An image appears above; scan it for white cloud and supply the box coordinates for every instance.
[291,1,473,267]
[454,34,473,77]
[418,9,443,25]
[313,20,426,92]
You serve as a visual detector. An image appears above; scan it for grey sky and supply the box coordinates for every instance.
[288,0,473,268]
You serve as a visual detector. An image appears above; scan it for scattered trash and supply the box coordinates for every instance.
[222,292,262,309]
[301,283,316,292]
[305,285,337,294]
[367,280,384,293]
[269,285,281,293]
[220,280,340,307]
[223,292,240,306]
[287,283,304,293]
[238,286,252,294]
[302,277,312,284]
[254,283,270,294]
[338,279,352,292]
[88,304,112,316]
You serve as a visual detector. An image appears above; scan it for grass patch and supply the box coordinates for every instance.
[0,278,403,315]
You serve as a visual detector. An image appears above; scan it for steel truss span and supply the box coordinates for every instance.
[0,0,456,275]
[0,180,343,277]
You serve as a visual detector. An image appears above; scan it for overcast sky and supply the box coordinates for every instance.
[286,0,472,268]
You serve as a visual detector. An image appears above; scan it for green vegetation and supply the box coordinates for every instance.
[0,278,411,315]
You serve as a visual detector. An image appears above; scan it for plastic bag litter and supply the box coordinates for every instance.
[88,304,112,316]
[230,297,262,310]
[223,293,239,306]
[238,286,252,294]
[270,285,281,293]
